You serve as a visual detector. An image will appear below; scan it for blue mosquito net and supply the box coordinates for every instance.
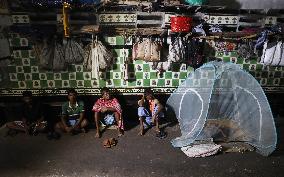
[167,61,277,156]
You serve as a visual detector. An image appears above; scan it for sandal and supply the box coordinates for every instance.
[103,139,111,148]
[109,138,117,147]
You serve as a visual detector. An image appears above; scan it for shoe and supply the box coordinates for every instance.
[156,131,167,139]
[103,139,111,148]
[109,138,117,147]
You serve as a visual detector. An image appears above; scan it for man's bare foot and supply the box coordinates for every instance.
[95,132,101,138]
[151,118,155,125]
[138,128,144,136]
[117,130,123,137]
[81,128,86,133]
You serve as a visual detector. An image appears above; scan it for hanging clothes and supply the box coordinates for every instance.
[83,43,92,71]
[261,40,284,66]
[36,38,53,70]
[132,38,161,62]
[52,41,66,71]
[35,37,66,71]
[167,37,186,63]
[83,39,114,79]
[185,38,205,69]
[64,38,84,64]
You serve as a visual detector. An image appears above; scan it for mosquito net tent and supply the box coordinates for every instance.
[166,61,277,156]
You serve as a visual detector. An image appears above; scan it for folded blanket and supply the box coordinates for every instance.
[181,143,222,157]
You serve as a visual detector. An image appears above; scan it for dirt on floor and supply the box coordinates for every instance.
[0,122,283,177]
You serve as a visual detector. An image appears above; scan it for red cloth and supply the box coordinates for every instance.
[92,98,124,130]
[92,98,122,115]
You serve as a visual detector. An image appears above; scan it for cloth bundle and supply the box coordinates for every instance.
[64,39,84,64]
[180,143,222,157]
[260,41,284,66]
[132,38,161,62]
[53,41,66,71]
[35,37,85,71]
[83,40,114,79]
[152,37,186,72]
[36,39,66,71]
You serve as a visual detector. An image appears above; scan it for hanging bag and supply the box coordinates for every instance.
[64,38,84,64]
[143,38,152,61]
[150,41,161,62]
[83,43,92,71]
[261,41,276,65]
[37,39,53,70]
[136,40,146,59]
[53,41,66,71]
[83,39,114,79]
[272,41,284,66]
[133,38,161,62]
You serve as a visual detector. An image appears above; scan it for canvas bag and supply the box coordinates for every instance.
[53,41,66,71]
[272,41,284,66]
[83,40,114,79]
[261,41,284,66]
[64,38,84,64]
[37,39,53,70]
[133,38,161,62]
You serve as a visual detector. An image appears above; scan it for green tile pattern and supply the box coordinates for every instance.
[0,35,283,94]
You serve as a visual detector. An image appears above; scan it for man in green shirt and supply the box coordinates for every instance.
[56,89,88,135]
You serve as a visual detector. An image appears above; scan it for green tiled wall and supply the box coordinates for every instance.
[0,34,283,95]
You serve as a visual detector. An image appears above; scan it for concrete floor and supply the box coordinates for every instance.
[0,122,283,177]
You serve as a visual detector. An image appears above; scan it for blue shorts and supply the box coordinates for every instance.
[104,114,115,125]
[68,119,78,126]
[138,107,151,117]
[138,107,164,118]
